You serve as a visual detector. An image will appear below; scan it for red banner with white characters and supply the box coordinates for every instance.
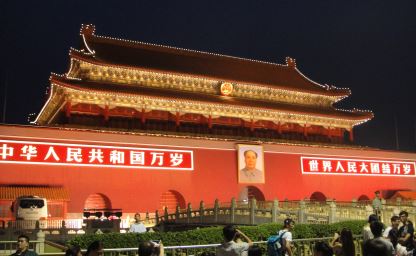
[0,139,193,170]
[301,156,415,177]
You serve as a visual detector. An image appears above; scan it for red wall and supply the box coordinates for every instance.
[0,125,415,214]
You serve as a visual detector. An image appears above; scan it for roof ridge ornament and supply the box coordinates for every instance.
[285,57,296,68]
[80,24,96,55]
[80,24,96,36]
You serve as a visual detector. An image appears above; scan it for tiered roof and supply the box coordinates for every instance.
[35,24,373,132]
[76,26,349,96]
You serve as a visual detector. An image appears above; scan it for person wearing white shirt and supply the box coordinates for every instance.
[278,218,295,256]
[216,225,253,256]
[383,215,400,238]
[129,213,147,233]
[362,214,378,243]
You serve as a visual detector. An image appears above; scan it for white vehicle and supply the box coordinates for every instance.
[13,196,48,220]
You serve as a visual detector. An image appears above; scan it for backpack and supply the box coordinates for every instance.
[267,231,287,256]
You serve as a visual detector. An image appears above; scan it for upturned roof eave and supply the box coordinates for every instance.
[49,75,373,122]
[77,24,350,98]
[69,49,350,98]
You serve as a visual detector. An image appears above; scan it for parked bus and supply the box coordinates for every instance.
[12,196,48,220]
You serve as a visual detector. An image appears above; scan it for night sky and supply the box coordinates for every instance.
[1,1,415,151]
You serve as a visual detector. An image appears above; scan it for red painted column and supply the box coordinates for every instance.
[303,124,308,137]
[141,108,146,124]
[65,101,71,118]
[277,122,282,135]
[208,115,212,129]
[349,128,354,142]
[175,112,180,127]
[104,105,109,122]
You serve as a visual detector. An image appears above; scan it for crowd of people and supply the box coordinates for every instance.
[362,210,414,256]
[9,207,416,256]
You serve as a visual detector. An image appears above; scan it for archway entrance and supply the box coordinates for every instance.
[238,186,265,202]
[159,190,186,213]
[84,193,112,210]
[310,191,327,202]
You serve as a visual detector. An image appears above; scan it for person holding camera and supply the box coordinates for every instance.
[313,241,333,256]
[217,225,253,256]
[330,228,355,256]
[85,241,104,256]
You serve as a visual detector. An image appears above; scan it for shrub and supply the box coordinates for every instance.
[67,220,366,248]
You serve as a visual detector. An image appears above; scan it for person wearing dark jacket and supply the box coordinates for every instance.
[10,235,38,256]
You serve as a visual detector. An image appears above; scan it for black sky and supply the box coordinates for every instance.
[1,1,415,151]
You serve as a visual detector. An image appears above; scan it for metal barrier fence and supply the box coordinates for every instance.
[0,236,364,256]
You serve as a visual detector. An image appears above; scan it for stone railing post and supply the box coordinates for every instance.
[214,199,219,223]
[250,198,256,225]
[326,198,332,205]
[381,199,386,209]
[328,201,337,224]
[36,230,45,254]
[199,201,205,223]
[146,212,150,223]
[230,198,236,223]
[284,198,289,209]
[298,200,306,224]
[380,199,387,223]
[271,199,279,223]
[35,220,40,232]
[59,220,67,241]
[187,203,192,224]
[7,220,12,229]
[164,207,169,221]
[366,204,374,219]
[396,197,402,207]
[175,205,180,220]
[61,220,66,229]
[155,210,159,225]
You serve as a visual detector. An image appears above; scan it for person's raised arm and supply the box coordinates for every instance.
[330,232,340,247]
[235,229,253,246]
[158,241,164,256]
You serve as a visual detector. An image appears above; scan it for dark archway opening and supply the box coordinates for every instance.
[238,186,265,202]
[310,191,327,202]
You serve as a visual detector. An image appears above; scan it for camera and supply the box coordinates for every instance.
[151,240,161,247]
[139,240,162,256]
[151,241,161,255]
